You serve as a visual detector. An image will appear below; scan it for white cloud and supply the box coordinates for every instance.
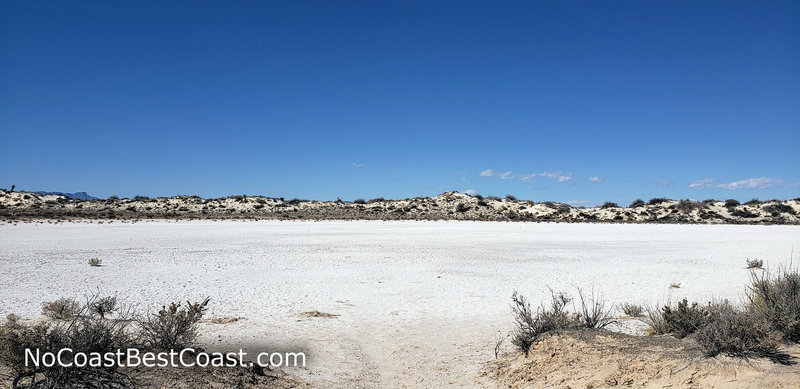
[498,171,514,180]
[463,189,478,195]
[689,178,716,189]
[589,176,603,183]
[689,177,785,190]
[352,162,365,167]
[720,177,783,190]
[479,168,572,183]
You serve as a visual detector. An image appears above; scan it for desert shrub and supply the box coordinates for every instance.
[132,195,150,201]
[106,195,119,201]
[88,258,102,267]
[746,259,764,269]
[0,311,134,389]
[730,209,758,218]
[575,288,614,328]
[353,199,366,204]
[648,198,670,205]
[600,202,618,209]
[368,197,385,203]
[139,297,210,350]
[621,303,644,317]
[724,199,740,208]
[472,194,484,200]
[660,299,709,338]
[744,199,761,206]
[455,203,471,213]
[747,268,800,342]
[89,297,118,319]
[702,199,718,204]
[505,194,517,201]
[764,203,796,215]
[644,302,670,335]
[477,200,488,207]
[674,199,705,213]
[287,198,302,205]
[696,302,782,358]
[42,298,81,320]
[487,196,501,201]
[629,199,645,208]
[509,290,574,356]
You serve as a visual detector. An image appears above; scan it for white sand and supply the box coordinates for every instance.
[1,221,798,387]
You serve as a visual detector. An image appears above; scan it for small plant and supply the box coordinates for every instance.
[509,290,574,356]
[353,199,366,204]
[368,197,385,203]
[660,298,709,338]
[505,194,517,201]
[695,302,782,359]
[487,196,501,201]
[140,297,210,350]
[744,198,761,206]
[89,296,118,319]
[621,303,644,317]
[575,288,614,328]
[747,267,800,342]
[648,198,670,205]
[669,282,681,288]
[746,258,764,269]
[629,199,646,208]
[644,302,670,335]
[600,202,618,209]
[88,258,102,267]
[42,298,81,320]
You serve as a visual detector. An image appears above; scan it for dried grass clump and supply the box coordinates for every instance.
[510,290,573,356]
[89,296,118,319]
[41,298,81,320]
[621,303,644,317]
[746,258,764,269]
[748,267,800,342]
[88,258,102,267]
[695,302,782,359]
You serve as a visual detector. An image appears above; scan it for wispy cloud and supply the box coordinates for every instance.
[479,169,495,177]
[689,177,786,190]
[351,162,365,168]
[480,169,572,183]
[589,176,603,183]
[463,189,477,195]
[498,171,514,180]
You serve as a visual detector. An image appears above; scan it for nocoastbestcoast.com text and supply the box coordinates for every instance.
[24,348,306,368]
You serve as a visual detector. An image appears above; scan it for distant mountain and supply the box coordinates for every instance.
[34,191,99,200]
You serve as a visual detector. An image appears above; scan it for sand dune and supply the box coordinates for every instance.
[2,190,798,224]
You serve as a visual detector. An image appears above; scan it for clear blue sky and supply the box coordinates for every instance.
[1,1,798,204]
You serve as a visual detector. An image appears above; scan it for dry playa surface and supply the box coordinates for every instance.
[1,221,800,387]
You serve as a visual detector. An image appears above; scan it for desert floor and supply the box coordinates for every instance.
[1,221,799,387]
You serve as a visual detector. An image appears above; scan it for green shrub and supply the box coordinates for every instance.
[660,299,709,338]
[139,297,210,350]
[747,268,800,342]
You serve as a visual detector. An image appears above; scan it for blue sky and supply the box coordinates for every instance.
[1,1,798,204]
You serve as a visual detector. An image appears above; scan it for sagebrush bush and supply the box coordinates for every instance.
[510,290,574,356]
[0,309,134,388]
[41,298,81,320]
[140,297,210,350]
[747,268,800,342]
[695,302,782,358]
[660,299,709,338]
